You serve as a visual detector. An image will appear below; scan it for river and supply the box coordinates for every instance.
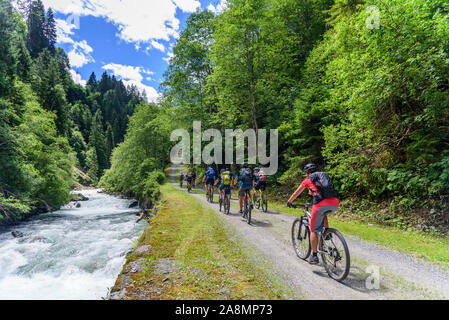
[0,189,145,300]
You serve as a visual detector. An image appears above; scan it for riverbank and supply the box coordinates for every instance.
[110,183,291,300]
[0,188,144,300]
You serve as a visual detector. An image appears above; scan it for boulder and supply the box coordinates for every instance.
[12,231,24,238]
[129,201,139,209]
[75,203,81,208]
[72,194,89,202]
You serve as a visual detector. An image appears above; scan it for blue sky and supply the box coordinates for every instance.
[41,0,227,101]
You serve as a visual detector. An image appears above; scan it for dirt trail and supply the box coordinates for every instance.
[173,166,449,300]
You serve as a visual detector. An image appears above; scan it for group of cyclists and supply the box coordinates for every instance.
[180,163,268,215]
[180,162,339,266]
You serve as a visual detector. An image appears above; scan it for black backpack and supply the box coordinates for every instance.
[309,172,338,202]
[241,168,253,185]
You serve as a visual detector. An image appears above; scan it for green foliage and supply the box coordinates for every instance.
[100,103,172,206]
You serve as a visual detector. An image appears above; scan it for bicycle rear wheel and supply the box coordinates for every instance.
[255,193,261,210]
[225,196,231,215]
[320,228,351,282]
[292,218,311,260]
[246,194,252,225]
[262,193,268,213]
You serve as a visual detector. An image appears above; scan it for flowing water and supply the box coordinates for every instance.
[0,189,145,300]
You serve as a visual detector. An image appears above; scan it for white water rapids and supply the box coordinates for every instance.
[0,189,145,300]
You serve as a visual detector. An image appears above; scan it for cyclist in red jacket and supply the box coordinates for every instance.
[287,164,339,265]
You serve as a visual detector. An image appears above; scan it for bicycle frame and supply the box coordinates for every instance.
[296,205,330,256]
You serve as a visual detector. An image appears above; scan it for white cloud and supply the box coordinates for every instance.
[150,40,165,53]
[208,0,228,14]
[102,63,159,102]
[68,40,94,68]
[43,0,201,43]
[70,69,86,86]
[55,19,76,44]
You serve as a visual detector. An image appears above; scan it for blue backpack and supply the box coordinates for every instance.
[206,168,215,179]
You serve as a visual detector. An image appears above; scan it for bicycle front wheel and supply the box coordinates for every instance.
[320,228,351,282]
[292,218,311,260]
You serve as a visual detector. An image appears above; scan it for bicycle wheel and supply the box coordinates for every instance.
[246,194,252,225]
[225,196,231,215]
[320,228,351,282]
[262,194,268,213]
[219,194,223,212]
[255,193,261,210]
[292,218,311,260]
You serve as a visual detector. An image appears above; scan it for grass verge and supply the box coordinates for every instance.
[111,182,289,300]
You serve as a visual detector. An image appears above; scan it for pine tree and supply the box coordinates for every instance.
[45,8,57,51]
[105,123,115,167]
[26,0,47,58]
[88,110,108,177]
[86,72,98,91]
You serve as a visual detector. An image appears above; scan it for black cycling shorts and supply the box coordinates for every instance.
[255,181,267,191]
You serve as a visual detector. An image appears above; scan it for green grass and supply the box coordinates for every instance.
[267,201,449,268]
[112,182,290,300]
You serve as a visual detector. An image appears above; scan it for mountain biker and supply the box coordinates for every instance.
[186,171,194,190]
[180,172,185,188]
[202,167,217,196]
[216,168,233,201]
[286,164,339,265]
[192,171,197,187]
[253,167,267,203]
[235,163,254,215]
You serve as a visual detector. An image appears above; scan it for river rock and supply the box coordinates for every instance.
[12,231,24,238]
[75,203,81,208]
[129,201,139,209]
[129,259,146,274]
[71,193,89,202]
[134,245,152,255]
[110,289,128,300]
[31,237,49,243]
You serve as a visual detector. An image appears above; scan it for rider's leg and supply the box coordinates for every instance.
[310,232,319,253]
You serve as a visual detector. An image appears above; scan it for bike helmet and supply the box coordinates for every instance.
[304,164,318,174]
[242,163,249,169]
[220,169,225,174]
[254,167,261,173]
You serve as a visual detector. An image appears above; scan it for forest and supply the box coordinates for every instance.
[102,0,449,231]
[1,0,448,230]
[0,0,147,224]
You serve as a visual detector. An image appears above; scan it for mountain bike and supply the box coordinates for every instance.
[291,203,350,282]
[255,190,268,213]
[242,189,252,225]
[180,176,184,188]
[206,184,214,203]
[187,181,192,193]
[219,188,231,215]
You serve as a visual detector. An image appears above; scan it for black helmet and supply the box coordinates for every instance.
[254,167,260,173]
[242,163,249,168]
[304,164,317,174]
[220,169,225,174]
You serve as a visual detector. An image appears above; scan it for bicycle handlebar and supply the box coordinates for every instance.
[288,203,312,210]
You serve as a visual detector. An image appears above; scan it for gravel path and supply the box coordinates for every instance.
[173,166,449,300]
